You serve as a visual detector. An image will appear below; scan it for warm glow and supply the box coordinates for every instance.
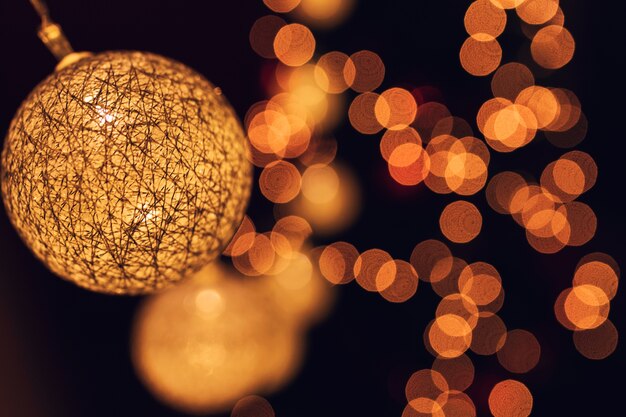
[409,239,453,283]
[345,50,385,93]
[564,284,610,330]
[1,51,252,294]
[223,216,257,257]
[458,262,502,306]
[250,15,287,59]
[464,0,507,41]
[319,241,359,285]
[470,312,507,355]
[431,354,475,392]
[531,25,575,69]
[439,201,482,244]
[375,260,419,303]
[286,163,360,235]
[488,380,533,417]
[274,24,316,67]
[380,128,423,162]
[263,0,301,13]
[314,51,353,94]
[349,92,384,134]
[436,293,479,330]
[491,62,535,100]
[231,395,276,417]
[301,164,340,204]
[375,88,418,130]
[516,0,559,25]
[459,37,502,76]
[132,264,302,414]
[259,160,302,204]
[354,248,394,292]
[573,320,618,360]
[428,314,473,358]
[414,102,452,140]
[496,329,541,373]
[405,369,449,414]
[574,258,619,301]
[388,143,431,186]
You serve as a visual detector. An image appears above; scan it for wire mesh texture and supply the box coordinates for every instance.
[1,51,252,294]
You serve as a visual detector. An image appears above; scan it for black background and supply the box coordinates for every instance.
[1,1,624,416]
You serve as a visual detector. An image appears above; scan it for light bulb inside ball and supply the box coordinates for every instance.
[1,51,252,294]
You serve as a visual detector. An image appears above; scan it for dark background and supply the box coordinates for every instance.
[1,0,624,416]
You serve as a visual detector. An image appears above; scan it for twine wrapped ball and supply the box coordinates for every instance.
[1,51,252,294]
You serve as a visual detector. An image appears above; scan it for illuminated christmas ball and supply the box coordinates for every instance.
[132,263,302,414]
[1,51,252,294]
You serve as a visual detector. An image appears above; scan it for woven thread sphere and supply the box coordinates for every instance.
[1,51,252,294]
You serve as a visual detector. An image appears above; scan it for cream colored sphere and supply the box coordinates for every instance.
[132,263,302,414]
[1,51,252,294]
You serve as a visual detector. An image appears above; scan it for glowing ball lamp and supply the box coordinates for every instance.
[1,50,252,294]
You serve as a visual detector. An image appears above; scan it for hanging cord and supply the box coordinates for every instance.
[29,0,74,60]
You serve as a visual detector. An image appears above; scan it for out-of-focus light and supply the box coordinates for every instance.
[414,102,452,140]
[439,201,483,244]
[263,0,301,13]
[132,263,303,414]
[564,284,610,330]
[354,248,394,292]
[388,143,430,186]
[469,312,507,355]
[319,241,359,285]
[431,354,475,392]
[488,0,526,9]
[574,256,619,300]
[496,329,541,373]
[488,379,533,417]
[345,50,385,93]
[531,25,575,69]
[515,86,559,129]
[274,23,316,67]
[349,92,384,134]
[223,216,257,257]
[409,239,453,283]
[286,162,360,235]
[375,88,418,130]
[516,0,560,25]
[296,0,355,29]
[520,6,564,39]
[459,37,502,76]
[375,259,419,303]
[405,369,449,407]
[250,15,287,59]
[427,314,473,358]
[436,293,479,330]
[431,257,470,299]
[301,164,340,203]
[380,128,423,162]
[314,51,354,94]
[573,320,618,360]
[491,62,535,100]
[458,262,502,306]
[439,391,477,417]
[464,0,507,41]
[231,395,275,417]
[259,160,302,203]
[432,355,474,391]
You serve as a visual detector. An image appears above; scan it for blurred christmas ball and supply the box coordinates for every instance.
[1,51,252,294]
[132,263,302,414]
